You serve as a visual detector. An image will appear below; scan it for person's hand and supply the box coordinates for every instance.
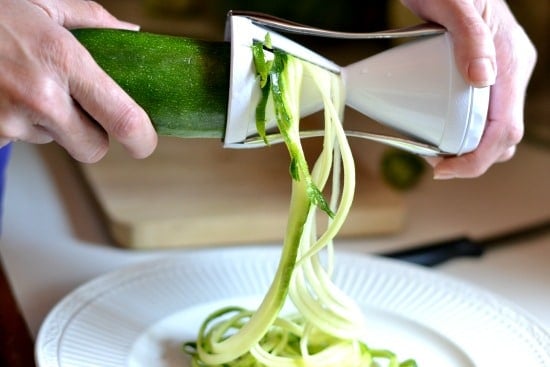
[401,0,537,179]
[0,0,157,163]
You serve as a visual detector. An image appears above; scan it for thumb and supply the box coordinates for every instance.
[401,0,497,87]
[54,0,140,30]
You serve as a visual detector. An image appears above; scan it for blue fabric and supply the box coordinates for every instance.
[0,143,12,233]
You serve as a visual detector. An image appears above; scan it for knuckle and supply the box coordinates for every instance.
[461,16,490,39]
[0,85,47,138]
[504,123,524,147]
[80,145,108,164]
[38,32,73,74]
[498,146,516,162]
[522,33,538,66]
[28,0,59,21]
[508,25,537,70]
[469,164,489,178]
[108,104,146,139]
[24,77,61,121]
[0,121,22,140]
[460,157,489,178]
[1,69,55,120]
[71,140,109,164]
[82,1,110,21]
[460,154,491,178]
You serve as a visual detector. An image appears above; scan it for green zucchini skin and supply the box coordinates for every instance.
[72,29,230,139]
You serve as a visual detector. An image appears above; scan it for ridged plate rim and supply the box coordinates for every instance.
[35,246,550,366]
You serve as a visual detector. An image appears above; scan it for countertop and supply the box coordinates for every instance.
[1,139,549,344]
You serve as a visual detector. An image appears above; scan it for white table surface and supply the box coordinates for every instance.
[1,141,549,339]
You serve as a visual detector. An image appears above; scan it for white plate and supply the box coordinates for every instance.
[36,247,550,367]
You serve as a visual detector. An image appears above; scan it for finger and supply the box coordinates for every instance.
[432,151,489,180]
[432,111,521,179]
[401,0,496,87]
[0,60,110,162]
[0,118,53,145]
[0,102,53,145]
[498,145,516,162]
[40,0,140,30]
[45,102,111,163]
[67,39,158,159]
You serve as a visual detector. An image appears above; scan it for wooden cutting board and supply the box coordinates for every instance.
[79,135,405,249]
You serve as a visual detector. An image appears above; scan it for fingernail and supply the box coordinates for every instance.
[433,170,456,180]
[468,58,496,87]
[119,21,141,31]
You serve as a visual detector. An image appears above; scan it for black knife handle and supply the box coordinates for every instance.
[381,237,485,267]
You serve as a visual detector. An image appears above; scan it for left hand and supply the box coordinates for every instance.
[0,0,158,163]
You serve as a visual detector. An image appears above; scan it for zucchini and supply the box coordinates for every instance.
[72,29,230,138]
[380,148,426,190]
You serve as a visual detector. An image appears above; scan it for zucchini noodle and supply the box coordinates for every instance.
[183,40,417,367]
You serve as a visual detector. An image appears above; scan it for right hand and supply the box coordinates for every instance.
[401,0,537,179]
[0,0,158,163]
